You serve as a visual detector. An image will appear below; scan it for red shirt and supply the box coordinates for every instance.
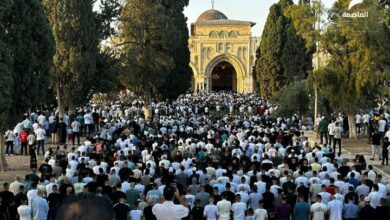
[19,131,28,143]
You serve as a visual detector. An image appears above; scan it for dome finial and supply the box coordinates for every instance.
[211,0,215,9]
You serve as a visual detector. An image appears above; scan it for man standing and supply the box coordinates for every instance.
[4,129,15,156]
[19,129,28,155]
[35,125,46,156]
[254,200,268,220]
[217,192,231,220]
[232,194,247,220]
[382,137,389,165]
[342,197,359,220]
[310,195,327,220]
[294,194,310,220]
[319,117,329,145]
[333,123,342,154]
[152,186,189,220]
[31,189,49,220]
[371,130,382,161]
[204,198,219,220]
[71,119,81,145]
[327,195,343,220]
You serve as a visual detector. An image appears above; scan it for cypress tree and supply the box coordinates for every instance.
[158,0,192,99]
[255,4,285,98]
[119,0,176,117]
[255,0,311,98]
[5,0,55,118]
[0,6,13,170]
[44,0,98,115]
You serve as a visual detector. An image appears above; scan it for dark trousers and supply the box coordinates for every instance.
[29,144,36,155]
[37,139,45,155]
[87,124,94,137]
[333,138,342,154]
[382,151,389,165]
[320,132,328,144]
[5,141,13,154]
[73,132,80,145]
[329,135,334,148]
[20,142,28,155]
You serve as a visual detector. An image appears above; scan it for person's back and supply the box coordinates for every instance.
[216,195,231,220]
[152,185,189,220]
[327,197,343,220]
[294,195,310,220]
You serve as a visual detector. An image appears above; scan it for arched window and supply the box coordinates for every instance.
[225,43,231,53]
[237,47,242,59]
[243,47,247,59]
[218,43,223,53]
[229,31,238,38]
[209,31,218,38]
[219,31,228,39]
[207,48,212,59]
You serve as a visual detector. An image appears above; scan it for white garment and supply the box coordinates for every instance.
[152,201,189,220]
[232,202,247,220]
[253,208,268,220]
[327,199,343,220]
[129,210,142,220]
[310,202,328,220]
[204,204,219,220]
[217,199,231,220]
[18,205,32,220]
[368,191,382,208]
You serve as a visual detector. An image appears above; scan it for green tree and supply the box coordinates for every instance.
[255,0,310,98]
[315,0,390,138]
[44,0,98,116]
[5,0,55,119]
[273,80,310,117]
[0,0,54,170]
[0,1,13,170]
[158,0,192,99]
[118,0,175,118]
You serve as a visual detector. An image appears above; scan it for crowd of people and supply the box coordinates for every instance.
[0,91,390,220]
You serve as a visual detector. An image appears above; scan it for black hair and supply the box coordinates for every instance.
[163,185,175,201]
[56,193,113,220]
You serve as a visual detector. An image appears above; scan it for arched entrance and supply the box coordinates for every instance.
[211,61,237,91]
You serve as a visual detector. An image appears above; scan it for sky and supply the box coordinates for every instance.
[184,0,337,36]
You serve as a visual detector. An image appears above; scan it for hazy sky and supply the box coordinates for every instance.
[184,0,337,36]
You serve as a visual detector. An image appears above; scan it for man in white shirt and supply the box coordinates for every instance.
[217,193,232,220]
[231,194,247,220]
[152,186,189,220]
[204,198,219,220]
[310,195,328,220]
[253,200,268,220]
[71,120,81,145]
[9,176,24,195]
[327,196,343,220]
[368,184,383,208]
[35,124,46,155]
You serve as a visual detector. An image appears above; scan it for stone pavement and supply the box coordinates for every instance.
[305,131,390,181]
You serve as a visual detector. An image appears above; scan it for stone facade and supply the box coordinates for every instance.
[189,9,260,93]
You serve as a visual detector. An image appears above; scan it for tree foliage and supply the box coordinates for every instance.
[118,0,178,105]
[4,0,54,119]
[314,0,390,112]
[273,80,310,117]
[157,0,192,100]
[44,0,99,114]
[255,0,311,98]
[0,0,54,170]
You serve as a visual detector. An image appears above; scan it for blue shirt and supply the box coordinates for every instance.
[294,200,310,220]
[343,202,359,219]
[32,196,49,220]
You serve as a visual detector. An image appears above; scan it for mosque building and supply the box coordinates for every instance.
[189,6,260,93]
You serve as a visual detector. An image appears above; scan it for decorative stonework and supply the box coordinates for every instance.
[189,9,260,93]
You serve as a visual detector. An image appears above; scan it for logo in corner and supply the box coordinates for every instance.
[348,0,364,10]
